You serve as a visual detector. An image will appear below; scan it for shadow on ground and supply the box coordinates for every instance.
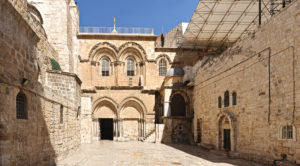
[163,143,264,166]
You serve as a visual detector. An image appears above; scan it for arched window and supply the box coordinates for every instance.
[218,96,222,108]
[224,91,230,107]
[60,105,63,124]
[159,59,167,76]
[16,92,27,119]
[127,58,135,76]
[171,94,186,116]
[232,92,237,105]
[101,59,110,76]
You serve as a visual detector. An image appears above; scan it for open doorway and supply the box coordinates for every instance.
[99,118,113,140]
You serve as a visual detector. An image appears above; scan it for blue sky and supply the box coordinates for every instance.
[76,0,198,35]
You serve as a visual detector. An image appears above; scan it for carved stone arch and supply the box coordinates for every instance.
[156,54,172,64]
[92,97,119,119]
[217,110,237,152]
[169,90,191,117]
[170,90,190,104]
[119,97,147,118]
[118,42,147,62]
[88,42,118,61]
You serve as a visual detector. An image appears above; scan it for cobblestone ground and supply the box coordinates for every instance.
[57,141,264,166]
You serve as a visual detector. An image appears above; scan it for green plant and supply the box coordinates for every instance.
[50,58,62,71]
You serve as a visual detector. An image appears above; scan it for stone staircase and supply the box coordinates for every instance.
[141,128,156,143]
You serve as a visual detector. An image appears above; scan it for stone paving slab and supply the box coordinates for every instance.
[57,141,264,166]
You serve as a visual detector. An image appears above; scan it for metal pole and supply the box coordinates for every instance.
[259,0,262,25]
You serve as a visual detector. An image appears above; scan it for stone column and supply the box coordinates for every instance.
[143,119,146,137]
[138,119,141,140]
[164,89,172,117]
[80,96,93,143]
[120,119,124,140]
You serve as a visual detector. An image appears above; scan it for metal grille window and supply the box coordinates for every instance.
[101,59,110,76]
[60,105,63,124]
[218,96,222,108]
[16,92,27,119]
[232,92,237,105]
[282,125,293,139]
[127,58,135,76]
[159,59,167,76]
[224,91,230,107]
[197,119,202,143]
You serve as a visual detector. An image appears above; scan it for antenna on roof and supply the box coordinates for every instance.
[112,17,117,33]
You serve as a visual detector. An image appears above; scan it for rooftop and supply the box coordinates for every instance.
[79,27,154,35]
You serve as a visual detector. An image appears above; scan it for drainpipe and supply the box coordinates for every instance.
[259,0,262,25]
[267,47,271,125]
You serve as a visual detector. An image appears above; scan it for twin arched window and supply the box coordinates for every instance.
[218,91,237,108]
[101,59,110,76]
[16,92,27,119]
[218,96,222,108]
[159,59,167,76]
[127,58,135,76]
[232,92,237,106]
[224,91,230,107]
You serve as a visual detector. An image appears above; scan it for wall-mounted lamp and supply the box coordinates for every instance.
[21,78,28,86]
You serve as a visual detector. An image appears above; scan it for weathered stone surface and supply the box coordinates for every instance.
[193,1,300,164]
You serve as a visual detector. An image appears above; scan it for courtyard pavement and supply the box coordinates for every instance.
[57,141,264,166]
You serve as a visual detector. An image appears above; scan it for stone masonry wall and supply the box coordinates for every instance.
[194,1,300,164]
[29,0,78,73]
[0,0,81,165]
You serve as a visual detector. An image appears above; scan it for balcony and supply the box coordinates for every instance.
[79,27,154,35]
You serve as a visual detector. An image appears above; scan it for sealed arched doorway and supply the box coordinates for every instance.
[119,99,145,141]
[171,94,186,116]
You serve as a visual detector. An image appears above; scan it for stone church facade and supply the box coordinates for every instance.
[0,0,300,165]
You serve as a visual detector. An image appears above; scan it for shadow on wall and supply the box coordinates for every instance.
[0,84,57,166]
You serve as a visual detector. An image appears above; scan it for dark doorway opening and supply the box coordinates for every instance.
[99,118,113,140]
[223,129,231,151]
[171,94,186,116]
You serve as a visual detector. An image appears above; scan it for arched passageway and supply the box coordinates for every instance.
[92,99,118,141]
[171,94,186,116]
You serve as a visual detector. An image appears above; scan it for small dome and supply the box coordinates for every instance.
[166,67,184,77]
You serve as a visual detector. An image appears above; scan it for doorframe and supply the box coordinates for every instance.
[99,118,114,140]
[217,110,237,152]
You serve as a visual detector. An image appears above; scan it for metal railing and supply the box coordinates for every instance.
[79,27,154,35]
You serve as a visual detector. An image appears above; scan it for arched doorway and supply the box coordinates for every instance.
[171,94,186,116]
[93,99,118,141]
[217,112,236,152]
[120,106,140,140]
[119,99,145,141]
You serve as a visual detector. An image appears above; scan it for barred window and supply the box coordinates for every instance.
[159,59,167,76]
[282,125,293,139]
[232,92,237,105]
[60,105,63,124]
[127,58,135,76]
[224,91,230,107]
[16,92,27,119]
[218,96,222,108]
[101,59,110,76]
